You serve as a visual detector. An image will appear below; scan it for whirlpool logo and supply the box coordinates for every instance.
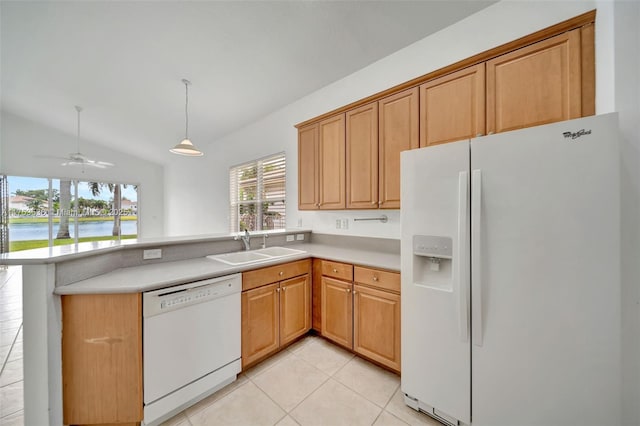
[563,129,592,140]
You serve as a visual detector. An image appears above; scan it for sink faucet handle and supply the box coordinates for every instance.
[262,234,269,249]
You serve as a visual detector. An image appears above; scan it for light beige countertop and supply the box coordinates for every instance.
[54,242,400,295]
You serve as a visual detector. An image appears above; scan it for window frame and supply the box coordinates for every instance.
[229,152,286,233]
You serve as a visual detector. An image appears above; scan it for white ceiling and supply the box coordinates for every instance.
[1,1,495,164]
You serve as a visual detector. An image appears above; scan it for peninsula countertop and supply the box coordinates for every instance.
[54,242,401,295]
[0,230,311,265]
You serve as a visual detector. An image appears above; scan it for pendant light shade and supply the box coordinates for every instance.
[170,79,204,156]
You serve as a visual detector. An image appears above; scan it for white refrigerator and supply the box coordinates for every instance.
[400,113,621,426]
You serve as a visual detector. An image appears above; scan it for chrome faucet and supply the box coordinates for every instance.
[235,229,251,251]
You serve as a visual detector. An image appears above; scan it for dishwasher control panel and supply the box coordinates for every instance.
[143,273,242,318]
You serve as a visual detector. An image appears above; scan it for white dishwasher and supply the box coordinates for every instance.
[142,273,242,426]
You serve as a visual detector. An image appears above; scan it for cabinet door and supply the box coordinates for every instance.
[321,276,353,349]
[486,29,582,134]
[346,102,379,209]
[420,63,485,147]
[62,293,143,425]
[280,274,311,346]
[298,123,319,210]
[318,114,346,209]
[242,283,280,368]
[353,285,401,372]
[379,87,419,209]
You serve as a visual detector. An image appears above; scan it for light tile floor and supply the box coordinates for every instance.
[0,266,24,426]
[162,336,442,426]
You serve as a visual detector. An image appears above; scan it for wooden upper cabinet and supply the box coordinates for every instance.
[378,87,419,209]
[318,114,346,209]
[486,29,582,134]
[346,102,379,209]
[298,123,319,210]
[420,63,486,147]
[62,293,143,425]
[279,275,311,346]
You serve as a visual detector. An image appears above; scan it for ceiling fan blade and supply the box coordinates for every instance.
[84,159,114,168]
[34,154,70,161]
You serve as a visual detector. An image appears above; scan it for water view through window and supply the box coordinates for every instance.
[4,176,138,252]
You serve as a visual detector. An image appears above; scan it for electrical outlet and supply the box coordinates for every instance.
[286,235,295,242]
[296,234,304,241]
[336,219,342,229]
[143,249,162,260]
[341,218,349,229]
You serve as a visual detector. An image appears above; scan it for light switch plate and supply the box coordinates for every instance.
[143,249,162,260]
[286,235,295,242]
[296,234,305,241]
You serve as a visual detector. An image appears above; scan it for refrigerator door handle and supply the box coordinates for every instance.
[471,169,483,347]
[457,171,470,342]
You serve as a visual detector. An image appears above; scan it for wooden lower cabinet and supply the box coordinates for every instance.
[62,293,143,425]
[279,275,311,346]
[353,284,401,371]
[241,260,311,369]
[321,276,353,349]
[241,283,280,367]
[318,260,401,372]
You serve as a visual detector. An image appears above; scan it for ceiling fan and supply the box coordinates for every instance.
[60,106,114,169]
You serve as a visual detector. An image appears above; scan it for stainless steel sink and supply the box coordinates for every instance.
[207,246,306,266]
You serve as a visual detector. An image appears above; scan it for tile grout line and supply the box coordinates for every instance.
[0,404,24,421]
[0,323,22,377]
[246,350,332,419]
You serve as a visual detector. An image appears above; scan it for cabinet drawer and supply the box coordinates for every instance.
[321,260,353,281]
[354,266,400,293]
[243,259,311,291]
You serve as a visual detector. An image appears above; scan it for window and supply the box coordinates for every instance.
[0,175,138,252]
[229,153,285,232]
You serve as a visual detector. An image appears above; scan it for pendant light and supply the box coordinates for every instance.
[170,79,204,156]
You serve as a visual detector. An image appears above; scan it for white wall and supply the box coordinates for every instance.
[0,111,165,237]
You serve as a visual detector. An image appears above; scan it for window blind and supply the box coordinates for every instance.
[229,153,286,233]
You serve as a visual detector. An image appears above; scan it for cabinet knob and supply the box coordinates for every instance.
[373,276,379,282]
[353,291,357,295]
[332,268,338,273]
[371,201,376,205]
[378,201,382,205]
[276,288,280,292]
[282,286,286,291]
[279,271,284,276]
[346,288,351,293]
